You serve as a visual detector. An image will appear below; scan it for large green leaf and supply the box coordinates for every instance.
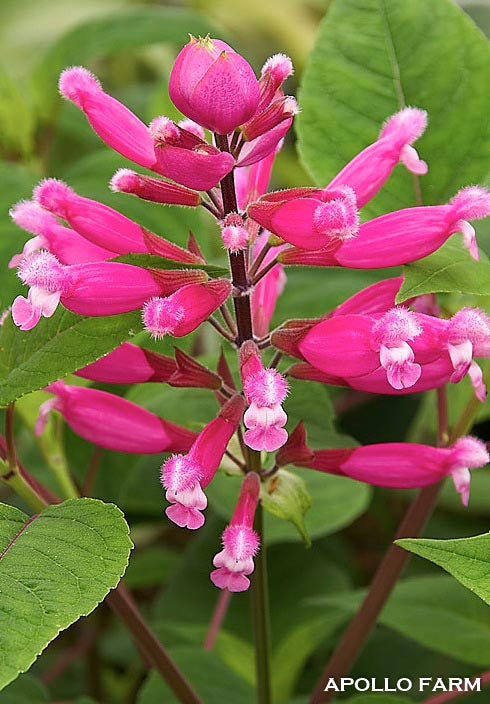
[0,675,48,704]
[31,7,218,118]
[314,576,490,667]
[297,0,490,218]
[137,648,254,704]
[0,309,141,406]
[397,533,490,606]
[0,498,132,690]
[397,241,490,302]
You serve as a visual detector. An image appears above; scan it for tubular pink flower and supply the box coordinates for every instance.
[251,233,287,337]
[76,342,177,384]
[279,186,490,268]
[236,118,293,168]
[59,66,157,169]
[241,96,299,142]
[12,250,206,330]
[161,395,245,529]
[110,168,201,206]
[36,380,196,453]
[150,116,235,190]
[298,308,428,391]
[34,178,202,264]
[169,35,260,135]
[447,308,490,401]
[235,150,277,210]
[248,186,359,249]
[9,200,116,267]
[371,308,423,390]
[327,107,428,208]
[330,277,405,318]
[257,53,294,111]
[211,472,260,592]
[220,213,249,253]
[240,341,288,452]
[142,279,232,338]
[292,437,488,507]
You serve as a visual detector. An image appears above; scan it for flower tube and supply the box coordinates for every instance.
[280,186,490,267]
[161,395,245,529]
[36,380,197,453]
[12,250,207,330]
[278,431,489,507]
[35,178,203,263]
[211,472,261,592]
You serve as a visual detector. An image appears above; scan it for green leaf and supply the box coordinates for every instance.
[261,469,312,545]
[0,498,132,690]
[314,575,490,667]
[396,241,490,302]
[397,533,490,606]
[0,66,35,157]
[297,0,490,217]
[31,7,219,118]
[0,674,48,704]
[137,647,254,704]
[0,309,141,406]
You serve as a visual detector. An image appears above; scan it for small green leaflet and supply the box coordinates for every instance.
[397,532,490,606]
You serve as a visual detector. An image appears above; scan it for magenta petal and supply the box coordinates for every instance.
[11,295,41,330]
[154,144,235,190]
[166,503,205,530]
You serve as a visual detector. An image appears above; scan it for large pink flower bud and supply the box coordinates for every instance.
[169,35,260,135]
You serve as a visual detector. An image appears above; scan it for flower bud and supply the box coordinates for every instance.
[169,35,260,134]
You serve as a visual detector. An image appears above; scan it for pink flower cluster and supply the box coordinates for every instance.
[8,35,488,593]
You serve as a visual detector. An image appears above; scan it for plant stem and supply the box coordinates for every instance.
[215,132,254,344]
[249,241,272,279]
[422,671,490,704]
[215,132,272,704]
[250,504,272,704]
[253,258,279,286]
[204,589,232,651]
[1,424,203,704]
[107,584,203,704]
[310,387,450,704]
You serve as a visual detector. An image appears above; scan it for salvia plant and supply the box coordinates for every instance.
[0,2,489,704]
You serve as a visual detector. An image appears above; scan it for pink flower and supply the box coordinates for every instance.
[59,67,157,169]
[12,250,206,330]
[34,178,203,264]
[149,117,234,191]
[251,233,287,337]
[211,472,261,592]
[9,200,116,267]
[76,342,177,384]
[235,150,277,210]
[235,119,293,168]
[447,308,490,401]
[142,280,232,338]
[161,396,245,529]
[327,107,428,208]
[279,431,488,507]
[257,54,294,112]
[36,380,196,453]
[220,213,249,253]
[299,307,425,391]
[248,186,360,249]
[241,95,298,142]
[169,35,260,135]
[240,341,288,452]
[110,168,201,206]
[280,186,490,267]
